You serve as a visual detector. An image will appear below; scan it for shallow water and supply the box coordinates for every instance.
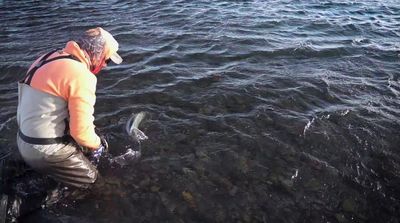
[1,0,400,222]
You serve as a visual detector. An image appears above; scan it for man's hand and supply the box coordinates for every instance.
[95,127,109,152]
[92,145,104,159]
[90,136,108,165]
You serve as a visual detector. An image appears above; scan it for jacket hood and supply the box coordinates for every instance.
[63,41,92,70]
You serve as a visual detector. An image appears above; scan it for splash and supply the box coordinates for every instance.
[111,148,141,166]
[303,117,315,137]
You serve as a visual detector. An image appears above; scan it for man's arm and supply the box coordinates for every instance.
[67,69,101,149]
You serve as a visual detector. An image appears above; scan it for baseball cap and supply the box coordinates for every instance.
[99,28,123,64]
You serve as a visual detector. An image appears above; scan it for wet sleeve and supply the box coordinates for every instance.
[67,71,101,149]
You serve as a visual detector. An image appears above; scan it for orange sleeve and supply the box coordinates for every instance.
[67,67,101,149]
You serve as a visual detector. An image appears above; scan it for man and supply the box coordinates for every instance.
[16,27,122,189]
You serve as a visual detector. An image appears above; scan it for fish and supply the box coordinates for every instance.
[111,112,148,166]
[125,112,148,142]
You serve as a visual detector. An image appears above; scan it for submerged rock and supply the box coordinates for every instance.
[335,213,348,223]
[182,167,196,178]
[242,213,252,223]
[195,150,210,161]
[238,157,249,174]
[150,185,160,192]
[215,208,226,222]
[279,178,294,191]
[229,186,239,196]
[342,198,357,213]
[139,177,151,188]
[304,178,321,191]
[158,192,177,213]
[181,191,196,209]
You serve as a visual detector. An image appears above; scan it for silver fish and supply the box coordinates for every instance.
[125,112,148,141]
[111,112,148,166]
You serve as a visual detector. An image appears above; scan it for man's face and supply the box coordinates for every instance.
[91,56,109,75]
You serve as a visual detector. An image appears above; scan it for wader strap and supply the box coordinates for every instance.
[18,129,72,145]
[21,50,57,85]
[64,119,70,135]
[21,50,80,86]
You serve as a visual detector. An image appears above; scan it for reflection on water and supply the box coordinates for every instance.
[1,0,400,222]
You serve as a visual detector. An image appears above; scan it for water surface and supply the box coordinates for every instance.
[1,0,400,222]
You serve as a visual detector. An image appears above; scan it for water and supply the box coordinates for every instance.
[1,0,400,222]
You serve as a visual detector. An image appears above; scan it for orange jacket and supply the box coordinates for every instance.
[26,41,101,149]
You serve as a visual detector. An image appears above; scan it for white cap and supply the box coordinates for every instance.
[99,28,123,64]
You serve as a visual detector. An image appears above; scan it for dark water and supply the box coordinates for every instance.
[1,0,400,222]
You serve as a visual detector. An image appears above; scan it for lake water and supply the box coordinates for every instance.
[1,0,400,222]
